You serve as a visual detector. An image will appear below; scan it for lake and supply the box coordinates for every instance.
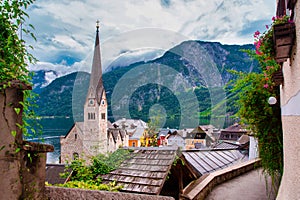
[26,117,74,163]
[27,116,235,164]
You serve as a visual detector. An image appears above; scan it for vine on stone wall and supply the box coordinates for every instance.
[0,0,41,140]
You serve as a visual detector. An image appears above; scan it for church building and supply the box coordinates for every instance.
[60,22,128,164]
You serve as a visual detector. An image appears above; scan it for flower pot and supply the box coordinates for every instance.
[273,22,295,63]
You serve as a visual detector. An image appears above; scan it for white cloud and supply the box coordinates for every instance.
[26,0,276,78]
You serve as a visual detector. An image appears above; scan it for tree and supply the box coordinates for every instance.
[0,0,36,84]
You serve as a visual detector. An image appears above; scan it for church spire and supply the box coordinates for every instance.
[87,20,104,103]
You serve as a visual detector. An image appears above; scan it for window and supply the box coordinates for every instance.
[132,142,136,147]
[75,134,77,140]
[101,113,105,120]
[88,113,96,120]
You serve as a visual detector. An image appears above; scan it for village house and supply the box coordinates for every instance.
[60,22,128,163]
[179,126,214,150]
[113,118,147,147]
[166,130,185,148]
[157,128,178,146]
[217,123,248,142]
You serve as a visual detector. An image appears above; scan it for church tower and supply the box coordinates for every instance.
[83,21,108,155]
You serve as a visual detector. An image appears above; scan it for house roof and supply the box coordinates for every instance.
[108,128,127,143]
[114,118,147,129]
[158,129,171,137]
[238,134,250,145]
[182,149,247,177]
[113,119,147,139]
[221,123,248,133]
[101,147,178,195]
[166,133,184,140]
[212,141,240,150]
[130,127,146,139]
[45,164,71,185]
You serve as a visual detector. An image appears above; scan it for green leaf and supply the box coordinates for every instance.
[11,130,17,137]
[14,107,21,115]
[15,148,21,153]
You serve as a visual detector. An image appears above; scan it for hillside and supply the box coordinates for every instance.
[33,40,259,128]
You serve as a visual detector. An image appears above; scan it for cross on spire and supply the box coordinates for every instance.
[96,20,100,32]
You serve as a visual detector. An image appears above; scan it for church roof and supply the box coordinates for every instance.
[63,122,84,138]
[87,21,105,104]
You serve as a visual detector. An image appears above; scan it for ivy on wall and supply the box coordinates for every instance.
[0,0,41,139]
[229,16,286,182]
[0,0,36,84]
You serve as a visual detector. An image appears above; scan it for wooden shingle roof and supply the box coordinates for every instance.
[101,147,178,195]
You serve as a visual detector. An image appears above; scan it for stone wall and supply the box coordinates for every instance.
[0,81,54,199]
[181,159,261,200]
[45,186,175,200]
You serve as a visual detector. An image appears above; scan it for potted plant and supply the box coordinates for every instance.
[254,15,295,85]
[273,18,296,62]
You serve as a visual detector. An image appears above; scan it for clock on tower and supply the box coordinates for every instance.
[88,98,95,106]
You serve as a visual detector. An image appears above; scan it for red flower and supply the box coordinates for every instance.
[256,49,262,55]
[272,16,276,21]
[254,30,260,38]
[266,25,269,29]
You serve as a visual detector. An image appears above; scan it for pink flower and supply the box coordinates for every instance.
[255,40,261,49]
[266,25,269,29]
[254,30,260,38]
[264,84,269,88]
[266,66,271,70]
[256,49,262,55]
[272,16,276,21]
[288,19,294,23]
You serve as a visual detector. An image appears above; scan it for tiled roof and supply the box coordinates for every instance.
[101,147,178,195]
[221,123,247,133]
[182,150,247,176]
[46,164,71,185]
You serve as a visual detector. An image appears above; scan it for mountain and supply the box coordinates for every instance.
[32,40,259,128]
[31,70,59,93]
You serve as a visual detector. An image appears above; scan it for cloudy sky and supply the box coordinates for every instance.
[25,0,276,79]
